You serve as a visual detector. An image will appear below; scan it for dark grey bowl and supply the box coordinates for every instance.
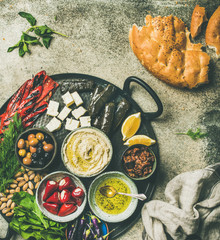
[121,144,157,181]
[15,127,57,171]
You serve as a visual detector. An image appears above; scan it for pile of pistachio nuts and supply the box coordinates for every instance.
[0,166,47,217]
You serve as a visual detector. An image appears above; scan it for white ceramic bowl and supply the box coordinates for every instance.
[61,127,113,178]
[36,171,87,222]
[88,171,138,222]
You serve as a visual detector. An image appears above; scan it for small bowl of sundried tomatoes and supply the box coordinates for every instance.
[121,144,157,180]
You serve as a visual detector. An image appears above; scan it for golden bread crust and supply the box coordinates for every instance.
[205,6,220,55]
[190,5,208,39]
[129,15,210,89]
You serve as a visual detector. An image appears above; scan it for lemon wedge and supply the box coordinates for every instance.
[121,112,141,141]
[124,135,156,147]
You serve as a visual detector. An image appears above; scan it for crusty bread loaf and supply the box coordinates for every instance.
[129,15,210,89]
[190,5,208,39]
[205,6,220,56]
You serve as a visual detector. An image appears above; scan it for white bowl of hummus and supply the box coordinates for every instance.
[61,127,113,177]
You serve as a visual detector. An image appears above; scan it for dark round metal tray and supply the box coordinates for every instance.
[0,73,163,240]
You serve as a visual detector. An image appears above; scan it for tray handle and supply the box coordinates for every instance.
[123,76,163,120]
[0,225,14,240]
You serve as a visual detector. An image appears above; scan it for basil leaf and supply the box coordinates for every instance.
[34,25,53,36]
[7,41,20,52]
[22,32,37,41]
[25,39,43,46]
[18,12,36,26]
[34,28,41,36]
[19,43,25,57]
[41,25,53,34]
[29,27,35,32]
[23,42,30,53]
[42,36,53,49]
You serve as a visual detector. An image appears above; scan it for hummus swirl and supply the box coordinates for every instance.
[63,128,112,176]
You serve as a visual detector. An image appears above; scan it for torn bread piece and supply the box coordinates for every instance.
[62,91,74,107]
[71,91,83,106]
[80,116,91,127]
[72,106,87,119]
[65,118,80,131]
[47,100,59,117]
[205,6,220,56]
[45,117,61,132]
[57,106,71,121]
[129,15,210,88]
[190,5,208,39]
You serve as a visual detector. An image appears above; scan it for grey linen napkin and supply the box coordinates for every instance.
[141,163,220,240]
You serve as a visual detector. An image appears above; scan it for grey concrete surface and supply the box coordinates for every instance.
[0,0,219,239]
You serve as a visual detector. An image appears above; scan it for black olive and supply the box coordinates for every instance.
[37,142,43,149]
[37,147,44,156]
[31,160,38,166]
[38,159,44,167]
[44,134,50,142]
[44,152,50,160]
[31,152,37,160]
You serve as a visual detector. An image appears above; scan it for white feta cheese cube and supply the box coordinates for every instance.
[80,116,91,127]
[57,106,71,121]
[45,117,62,132]
[66,117,72,126]
[71,91,83,106]
[71,106,87,119]
[62,91,74,107]
[65,118,80,131]
[47,100,59,117]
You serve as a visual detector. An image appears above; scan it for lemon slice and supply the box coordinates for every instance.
[124,135,156,147]
[121,112,141,141]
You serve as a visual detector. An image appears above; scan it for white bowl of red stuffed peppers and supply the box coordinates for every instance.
[36,171,87,222]
[15,127,57,170]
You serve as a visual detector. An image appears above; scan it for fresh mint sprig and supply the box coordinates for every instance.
[8,12,68,57]
[176,128,207,140]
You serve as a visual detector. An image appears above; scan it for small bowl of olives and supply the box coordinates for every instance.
[15,128,57,170]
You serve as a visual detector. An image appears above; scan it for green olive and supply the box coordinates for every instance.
[18,149,26,157]
[26,152,32,158]
[30,146,37,153]
[29,138,39,147]
[36,132,44,141]
[28,134,35,141]
[23,157,32,165]
[43,144,54,152]
[17,139,25,149]
[25,140,29,150]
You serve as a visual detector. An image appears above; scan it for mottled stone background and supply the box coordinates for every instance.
[0,0,219,239]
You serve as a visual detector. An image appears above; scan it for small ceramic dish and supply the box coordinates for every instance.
[61,127,113,178]
[36,171,87,222]
[121,144,157,180]
[15,127,57,171]
[88,171,138,222]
